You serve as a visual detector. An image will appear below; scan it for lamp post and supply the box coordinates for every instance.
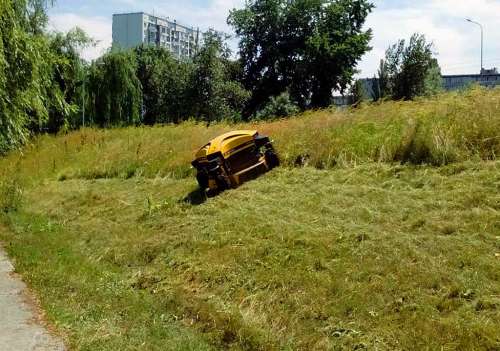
[466,18,483,73]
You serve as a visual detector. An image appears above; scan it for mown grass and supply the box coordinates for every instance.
[1,164,500,350]
[1,87,500,350]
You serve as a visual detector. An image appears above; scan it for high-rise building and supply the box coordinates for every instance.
[112,12,200,60]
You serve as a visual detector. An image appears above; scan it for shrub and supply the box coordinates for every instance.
[254,92,300,120]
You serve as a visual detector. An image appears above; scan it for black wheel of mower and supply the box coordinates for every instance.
[196,172,209,189]
[265,150,280,169]
[215,174,230,191]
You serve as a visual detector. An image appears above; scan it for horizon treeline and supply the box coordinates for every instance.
[0,0,375,153]
[1,0,443,155]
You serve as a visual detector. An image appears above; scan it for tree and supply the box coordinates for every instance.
[189,31,250,123]
[254,92,300,120]
[134,45,196,124]
[376,59,389,100]
[154,58,194,124]
[0,0,66,153]
[46,27,95,132]
[424,58,443,96]
[382,33,442,100]
[133,33,248,125]
[86,50,142,127]
[228,0,374,115]
[134,45,177,125]
[13,0,53,34]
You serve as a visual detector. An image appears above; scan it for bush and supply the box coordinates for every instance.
[254,92,300,120]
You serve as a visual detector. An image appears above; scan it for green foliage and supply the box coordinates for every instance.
[0,0,247,147]
[134,45,191,124]
[374,59,389,101]
[381,33,442,100]
[424,59,444,96]
[154,57,195,124]
[86,50,142,127]
[229,0,374,113]
[0,1,88,153]
[13,0,53,34]
[0,0,54,153]
[189,31,250,123]
[46,27,94,132]
[96,33,248,126]
[254,92,300,120]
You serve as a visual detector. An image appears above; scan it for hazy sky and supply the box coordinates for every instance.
[48,0,500,76]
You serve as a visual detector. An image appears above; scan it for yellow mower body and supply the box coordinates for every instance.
[192,130,279,195]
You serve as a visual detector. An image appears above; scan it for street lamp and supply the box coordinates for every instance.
[466,18,483,73]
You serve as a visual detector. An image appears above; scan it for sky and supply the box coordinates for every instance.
[48,0,500,77]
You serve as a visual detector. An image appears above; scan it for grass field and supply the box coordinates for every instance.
[1,88,500,350]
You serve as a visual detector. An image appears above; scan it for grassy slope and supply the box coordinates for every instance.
[1,88,500,350]
[1,87,500,184]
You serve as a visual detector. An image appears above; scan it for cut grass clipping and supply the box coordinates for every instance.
[1,87,499,350]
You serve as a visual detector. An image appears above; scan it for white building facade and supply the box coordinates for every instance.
[112,12,200,60]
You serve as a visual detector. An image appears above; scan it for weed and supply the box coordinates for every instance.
[0,177,23,213]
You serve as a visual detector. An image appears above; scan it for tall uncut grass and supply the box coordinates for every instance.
[1,86,499,184]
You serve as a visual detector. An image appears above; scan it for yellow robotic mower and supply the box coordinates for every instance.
[192,130,279,196]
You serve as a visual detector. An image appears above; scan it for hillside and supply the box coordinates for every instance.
[1,88,500,350]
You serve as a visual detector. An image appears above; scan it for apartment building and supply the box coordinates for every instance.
[112,12,200,60]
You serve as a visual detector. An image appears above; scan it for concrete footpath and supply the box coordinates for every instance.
[0,247,65,351]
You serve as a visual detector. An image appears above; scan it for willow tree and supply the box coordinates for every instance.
[86,50,142,127]
[0,0,74,153]
[47,27,94,132]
